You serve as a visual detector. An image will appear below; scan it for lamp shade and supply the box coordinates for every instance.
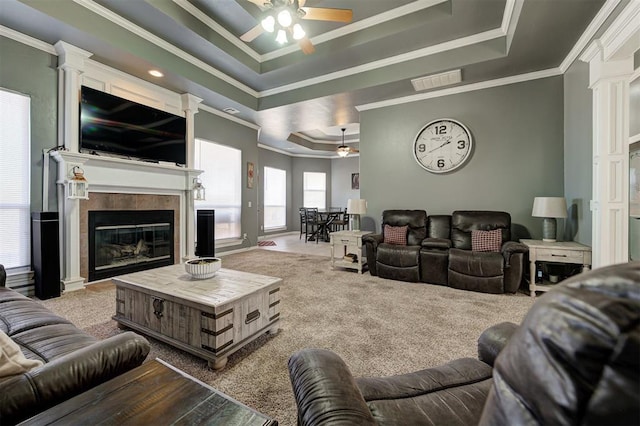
[532,197,567,218]
[347,199,366,215]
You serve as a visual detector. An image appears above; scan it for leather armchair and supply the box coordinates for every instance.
[288,262,640,426]
[363,210,427,282]
[447,211,528,293]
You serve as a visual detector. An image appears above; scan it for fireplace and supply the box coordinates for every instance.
[88,210,174,281]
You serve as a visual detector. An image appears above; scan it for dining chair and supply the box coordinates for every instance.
[299,207,308,240]
[305,208,326,243]
[331,208,349,231]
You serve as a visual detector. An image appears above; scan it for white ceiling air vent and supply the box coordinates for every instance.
[222,107,240,114]
[411,69,462,92]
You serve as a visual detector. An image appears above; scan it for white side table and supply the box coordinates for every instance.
[520,239,592,297]
[329,230,370,274]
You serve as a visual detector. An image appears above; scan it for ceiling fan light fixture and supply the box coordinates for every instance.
[261,15,275,32]
[337,127,349,157]
[277,9,293,27]
[337,146,350,157]
[292,23,305,40]
[275,29,288,44]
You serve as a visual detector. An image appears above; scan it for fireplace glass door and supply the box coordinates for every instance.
[89,210,174,281]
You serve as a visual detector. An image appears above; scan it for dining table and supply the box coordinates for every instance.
[307,210,343,242]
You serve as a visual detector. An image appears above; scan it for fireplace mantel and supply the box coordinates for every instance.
[51,151,202,192]
[51,150,202,291]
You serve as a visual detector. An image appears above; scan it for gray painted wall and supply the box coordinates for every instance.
[563,60,593,245]
[194,111,260,250]
[0,37,58,213]
[360,76,565,239]
[258,147,293,236]
[331,156,360,209]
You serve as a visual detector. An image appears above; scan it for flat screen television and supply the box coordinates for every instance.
[80,86,186,165]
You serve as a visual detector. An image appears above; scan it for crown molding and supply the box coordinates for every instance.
[74,0,259,98]
[260,0,448,62]
[259,0,517,96]
[631,66,640,83]
[258,143,341,158]
[292,132,360,145]
[0,25,57,55]
[561,0,621,72]
[356,68,561,111]
[172,0,261,61]
[260,28,505,97]
[598,0,640,62]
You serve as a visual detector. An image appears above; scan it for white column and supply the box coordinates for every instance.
[54,42,92,152]
[181,93,203,259]
[580,2,640,267]
[52,153,88,291]
[53,42,93,290]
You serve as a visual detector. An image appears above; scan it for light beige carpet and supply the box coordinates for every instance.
[41,249,535,426]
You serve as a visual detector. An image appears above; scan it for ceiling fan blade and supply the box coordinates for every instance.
[300,7,353,23]
[246,0,270,8]
[240,24,264,42]
[298,37,315,54]
[298,0,307,7]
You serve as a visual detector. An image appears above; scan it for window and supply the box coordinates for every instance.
[303,172,326,209]
[263,167,286,230]
[194,139,241,240]
[0,89,31,269]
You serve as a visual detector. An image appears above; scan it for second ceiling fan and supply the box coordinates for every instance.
[241,0,353,54]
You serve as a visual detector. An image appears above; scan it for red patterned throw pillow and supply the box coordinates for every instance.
[471,229,502,252]
[384,224,408,245]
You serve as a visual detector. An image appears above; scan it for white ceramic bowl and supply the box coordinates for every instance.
[185,257,221,279]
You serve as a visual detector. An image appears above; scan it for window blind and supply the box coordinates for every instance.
[0,89,31,269]
[194,139,242,240]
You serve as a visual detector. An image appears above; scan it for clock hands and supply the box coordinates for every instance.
[428,139,451,153]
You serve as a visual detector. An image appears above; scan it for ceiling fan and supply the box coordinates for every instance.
[241,0,353,54]
[337,128,359,157]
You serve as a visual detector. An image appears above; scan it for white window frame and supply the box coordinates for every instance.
[194,138,242,243]
[303,172,326,210]
[0,89,31,271]
[263,166,287,231]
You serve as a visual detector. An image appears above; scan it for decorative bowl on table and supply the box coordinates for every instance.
[185,257,221,279]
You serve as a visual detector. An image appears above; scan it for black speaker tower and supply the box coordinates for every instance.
[31,211,61,299]
[195,210,215,257]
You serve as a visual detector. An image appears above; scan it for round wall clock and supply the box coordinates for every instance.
[413,118,473,173]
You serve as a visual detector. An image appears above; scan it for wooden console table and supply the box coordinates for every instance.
[19,359,277,425]
[520,239,592,297]
[329,230,370,274]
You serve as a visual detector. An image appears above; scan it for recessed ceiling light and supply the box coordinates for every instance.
[148,70,164,78]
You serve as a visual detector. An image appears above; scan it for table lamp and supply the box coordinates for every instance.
[532,197,567,242]
[347,199,366,231]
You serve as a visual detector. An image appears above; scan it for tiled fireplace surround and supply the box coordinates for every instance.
[51,150,201,290]
[79,193,181,281]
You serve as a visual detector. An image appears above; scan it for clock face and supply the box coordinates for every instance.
[413,119,473,173]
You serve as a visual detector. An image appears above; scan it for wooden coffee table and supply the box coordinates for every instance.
[112,264,282,369]
[20,359,277,425]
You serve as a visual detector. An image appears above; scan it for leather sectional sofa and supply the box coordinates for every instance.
[288,261,640,425]
[363,210,529,293]
[0,265,151,424]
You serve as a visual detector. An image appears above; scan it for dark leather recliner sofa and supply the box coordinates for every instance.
[363,210,528,293]
[0,265,151,424]
[288,261,640,426]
